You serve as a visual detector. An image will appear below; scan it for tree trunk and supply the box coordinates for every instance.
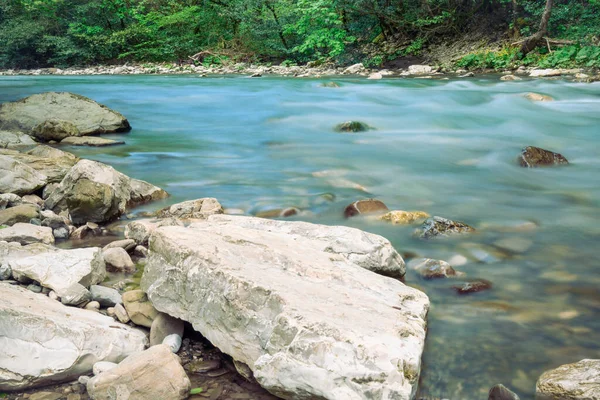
[519,0,553,56]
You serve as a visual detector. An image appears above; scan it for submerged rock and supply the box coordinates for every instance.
[489,384,520,400]
[524,92,554,102]
[518,146,569,168]
[344,198,389,218]
[103,247,135,273]
[414,216,475,239]
[334,121,371,132]
[379,210,430,225]
[0,92,131,136]
[536,359,600,400]
[408,258,459,279]
[255,207,299,218]
[453,278,492,294]
[141,214,428,399]
[0,284,147,391]
[60,136,125,147]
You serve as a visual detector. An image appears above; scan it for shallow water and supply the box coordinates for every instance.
[1,75,599,399]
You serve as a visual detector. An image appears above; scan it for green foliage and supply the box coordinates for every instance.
[363,55,383,68]
[456,47,519,70]
[190,388,203,395]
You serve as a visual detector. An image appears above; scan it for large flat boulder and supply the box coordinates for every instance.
[0,204,39,226]
[45,159,168,224]
[141,216,429,400]
[0,284,147,391]
[0,130,36,148]
[8,145,80,183]
[0,154,47,195]
[536,359,600,400]
[0,92,131,136]
[0,223,54,245]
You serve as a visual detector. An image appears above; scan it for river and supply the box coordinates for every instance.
[1,75,599,399]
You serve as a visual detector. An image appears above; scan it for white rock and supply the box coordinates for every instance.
[408,65,434,75]
[162,334,182,354]
[0,223,54,245]
[0,284,147,391]
[114,303,130,324]
[103,239,136,252]
[92,361,118,376]
[125,218,184,245]
[367,72,383,80]
[103,247,135,273]
[343,63,365,74]
[155,198,224,218]
[0,155,47,195]
[529,69,562,77]
[141,215,429,400]
[536,359,600,400]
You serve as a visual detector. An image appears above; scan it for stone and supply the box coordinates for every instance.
[343,63,366,74]
[460,71,475,77]
[379,210,430,225]
[255,207,299,218]
[31,119,80,142]
[27,283,42,293]
[0,204,39,226]
[103,239,136,252]
[90,285,122,307]
[0,193,22,209]
[150,313,185,346]
[163,334,183,354]
[0,223,54,245]
[525,92,554,102]
[408,65,434,75]
[134,245,148,258]
[48,290,59,301]
[518,146,569,168]
[367,72,383,80]
[22,194,44,207]
[501,75,522,81]
[125,218,184,245]
[8,246,105,298]
[493,237,533,254]
[86,344,191,400]
[61,136,125,146]
[114,303,130,324]
[141,215,429,400]
[60,283,92,307]
[103,247,135,273]
[45,159,168,224]
[529,69,562,77]
[0,284,147,391]
[93,361,118,376]
[453,279,492,294]
[408,258,459,279]
[319,82,340,88]
[344,198,388,218]
[414,216,475,239]
[53,227,70,240]
[12,145,80,183]
[0,92,131,135]
[85,301,101,312]
[122,290,158,327]
[334,121,370,132]
[489,384,520,400]
[0,130,36,148]
[29,392,63,400]
[536,359,600,400]
[0,154,47,195]
[42,183,59,199]
[70,225,91,240]
[0,263,11,280]
[155,198,224,219]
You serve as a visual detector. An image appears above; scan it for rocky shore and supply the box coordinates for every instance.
[1,91,598,400]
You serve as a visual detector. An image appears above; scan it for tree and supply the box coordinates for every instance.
[518,0,553,56]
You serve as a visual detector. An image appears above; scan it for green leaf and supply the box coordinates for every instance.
[190,388,203,395]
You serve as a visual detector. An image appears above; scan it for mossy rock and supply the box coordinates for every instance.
[320,82,340,88]
[335,121,371,133]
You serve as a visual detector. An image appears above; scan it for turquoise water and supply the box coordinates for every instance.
[1,75,599,399]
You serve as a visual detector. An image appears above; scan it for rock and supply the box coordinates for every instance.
[22,194,44,207]
[155,198,224,218]
[70,225,91,240]
[125,218,184,245]
[319,82,340,88]
[0,130,36,148]
[529,69,562,77]
[408,258,459,279]
[0,223,54,245]
[0,92,131,135]
[460,72,475,77]
[518,146,569,168]
[103,239,136,252]
[0,284,147,391]
[489,384,520,400]
[0,154,47,195]
[27,283,42,293]
[525,92,554,102]
[150,313,185,346]
[60,136,125,147]
[536,359,600,400]
[162,334,183,353]
[122,290,158,327]
[114,302,130,324]
[0,193,22,209]
[0,263,12,280]
[48,290,59,301]
[0,204,39,226]
[31,119,80,142]
[85,301,101,312]
[28,392,63,400]
[133,245,148,258]
[52,227,70,240]
[78,376,91,385]
[367,72,383,80]
[103,247,135,273]
[501,75,522,81]
[8,146,79,184]
[408,65,434,75]
[93,361,118,376]
[453,279,492,294]
[90,285,122,307]
[60,283,92,307]
[141,215,429,399]
[343,63,366,74]
[255,207,299,218]
[344,198,388,218]
[86,344,191,400]
[42,183,59,199]
[334,121,370,132]
[493,237,533,254]
[379,210,430,225]
[8,246,105,298]
[45,159,168,224]
[414,216,475,239]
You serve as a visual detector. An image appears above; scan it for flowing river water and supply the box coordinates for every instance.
[1,75,599,399]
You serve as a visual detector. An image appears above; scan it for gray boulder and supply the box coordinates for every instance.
[90,285,122,307]
[141,215,429,400]
[0,92,131,136]
[0,130,36,148]
[0,223,54,245]
[0,284,147,391]
[536,359,600,400]
[45,159,168,224]
[0,154,47,195]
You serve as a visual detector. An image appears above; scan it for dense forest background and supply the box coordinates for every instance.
[1,0,599,69]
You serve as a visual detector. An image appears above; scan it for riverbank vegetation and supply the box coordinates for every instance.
[1,0,599,70]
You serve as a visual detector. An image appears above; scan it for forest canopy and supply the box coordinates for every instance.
[1,0,599,69]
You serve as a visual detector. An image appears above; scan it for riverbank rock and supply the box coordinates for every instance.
[344,199,389,218]
[530,69,563,77]
[343,63,366,74]
[86,344,191,400]
[90,285,122,307]
[6,145,79,184]
[414,216,476,239]
[141,215,428,399]
[45,159,168,224]
[408,65,434,75]
[0,204,39,226]
[334,121,371,132]
[0,92,131,136]
[61,136,125,147]
[0,130,36,148]
[155,198,224,219]
[500,75,522,81]
[536,359,600,400]
[379,210,430,225]
[150,313,185,346]
[122,290,159,327]
[103,247,135,273]
[408,258,458,279]
[125,218,184,245]
[31,119,79,142]
[518,146,569,168]
[0,154,47,195]
[0,284,147,391]
[0,223,54,245]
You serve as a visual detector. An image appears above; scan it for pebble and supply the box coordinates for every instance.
[114,303,130,323]
[27,284,42,293]
[493,237,533,254]
[78,375,91,385]
[163,333,183,353]
[84,301,101,312]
